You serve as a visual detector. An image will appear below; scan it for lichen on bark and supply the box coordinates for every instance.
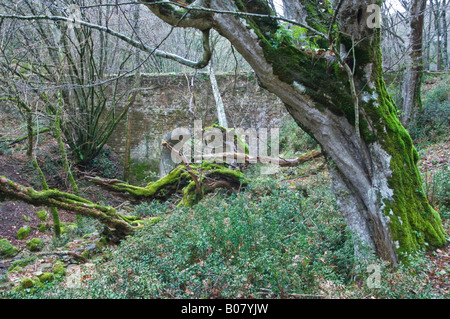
[346,32,447,256]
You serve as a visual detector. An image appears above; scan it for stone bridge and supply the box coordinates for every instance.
[107,72,287,184]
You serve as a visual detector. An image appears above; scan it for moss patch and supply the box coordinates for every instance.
[38,272,54,283]
[16,226,31,240]
[36,209,49,221]
[60,222,77,234]
[357,34,447,257]
[26,238,44,252]
[38,223,47,233]
[7,256,37,272]
[0,239,19,257]
[20,277,35,289]
[13,276,44,292]
[53,261,66,277]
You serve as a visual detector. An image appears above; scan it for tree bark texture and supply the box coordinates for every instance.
[400,0,427,127]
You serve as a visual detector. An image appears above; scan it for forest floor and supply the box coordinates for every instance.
[414,139,450,295]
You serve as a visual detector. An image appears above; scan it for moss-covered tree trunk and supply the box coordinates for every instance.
[32,158,62,237]
[144,0,447,266]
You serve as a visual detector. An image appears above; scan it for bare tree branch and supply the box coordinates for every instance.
[0,12,212,69]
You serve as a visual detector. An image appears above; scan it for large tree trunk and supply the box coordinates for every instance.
[432,0,443,71]
[400,0,427,127]
[144,0,447,266]
[209,61,229,128]
[442,0,448,71]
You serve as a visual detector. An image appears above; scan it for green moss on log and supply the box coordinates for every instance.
[107,167,189,198]
[180,181,204,207]
[180,166,246,207]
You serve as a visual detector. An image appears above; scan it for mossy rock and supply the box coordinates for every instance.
[19,276,43,289]
[16,226,31,240]
[38,272,54,283]
[0,238,19,257]
[36,210,49,222]
[53,261,66,276]
[20,277,35,289]
[26,238,44,252]
[8,266,23,274]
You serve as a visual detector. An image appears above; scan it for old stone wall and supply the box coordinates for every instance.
[107,72,287,184]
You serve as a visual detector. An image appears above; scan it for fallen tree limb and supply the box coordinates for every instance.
[85,163,246,206]
[85,166,192,201]
[0,175,145,240]
[194,150,323,167]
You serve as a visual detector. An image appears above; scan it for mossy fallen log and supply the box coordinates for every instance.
[85,166,192,201]
[176,164,247,207]
[86,163,247,206]
[0,176,153,241]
